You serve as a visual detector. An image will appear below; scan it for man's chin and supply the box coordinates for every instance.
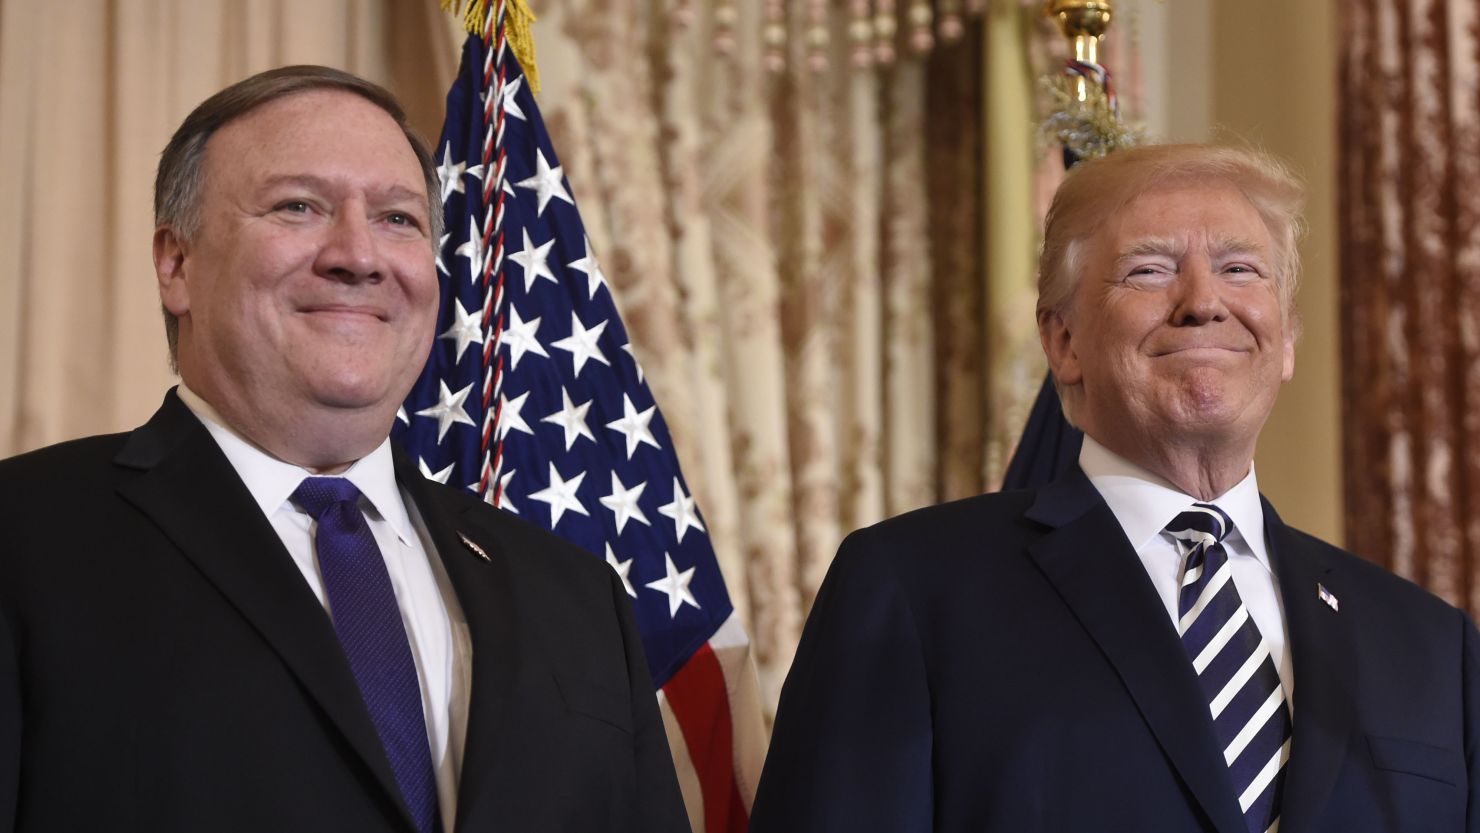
[1158,396,1274,443]
[305,380,403,418]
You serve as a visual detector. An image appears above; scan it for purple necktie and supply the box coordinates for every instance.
[291,477,441,833]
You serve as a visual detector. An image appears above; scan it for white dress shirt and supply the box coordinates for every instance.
[1079,436,1294,710]
[177,385,472,823]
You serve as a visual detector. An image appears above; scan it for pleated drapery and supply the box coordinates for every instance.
[1339,0,1480,611]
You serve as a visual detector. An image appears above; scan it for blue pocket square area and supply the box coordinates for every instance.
[1367,735,1463,786]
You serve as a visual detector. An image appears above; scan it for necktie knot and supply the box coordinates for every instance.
[1165,502,1233,548]
[292,476,364,521]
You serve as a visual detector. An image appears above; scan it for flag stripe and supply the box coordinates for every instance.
[657,690,706,833]
[664,643,749,833]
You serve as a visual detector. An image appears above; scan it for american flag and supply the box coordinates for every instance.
[395,4,761,830]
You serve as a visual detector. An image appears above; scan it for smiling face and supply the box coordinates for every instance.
[155,89,438,467]
[1040,180,1295,462]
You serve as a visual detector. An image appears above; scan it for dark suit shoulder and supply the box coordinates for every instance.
[805,490,1050,628]
[834,488,1039,570]
[858,488,1035,539]
[1283,523,1461,620]
[0,432,131,488]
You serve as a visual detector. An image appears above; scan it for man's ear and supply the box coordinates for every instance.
[1038,307,1082,386]
[1280,309,1299,382]
[153,226,190,316]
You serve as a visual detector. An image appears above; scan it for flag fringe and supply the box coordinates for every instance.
[442,0,540,95]
[506,0,541,95]
[440,0,487,36]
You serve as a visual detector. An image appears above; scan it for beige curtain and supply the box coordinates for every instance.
[527,0,1063,709]
[1340,0,1480,612]
[0,0,459,455]
[0,0,1070,714]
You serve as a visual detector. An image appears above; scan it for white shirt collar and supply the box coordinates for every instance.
[1079,435,1270,569]
[175,384,413,544]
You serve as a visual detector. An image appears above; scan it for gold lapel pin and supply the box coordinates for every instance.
[459,532,491,563]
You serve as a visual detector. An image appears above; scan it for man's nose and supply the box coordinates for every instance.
[1170,262,1229,325]
[314,209,384,283]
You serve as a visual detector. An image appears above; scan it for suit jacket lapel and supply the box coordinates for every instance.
[395,453,519,833]
[1263,500,1355,830]
[1025,469,1248,833]
[113,392,418,833]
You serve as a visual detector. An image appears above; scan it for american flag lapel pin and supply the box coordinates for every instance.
[458,532,491,563]
[1318,582,1340,612]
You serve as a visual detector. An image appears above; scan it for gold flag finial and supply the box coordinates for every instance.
[1044,1,1113,99]
[1039,0,1140,161]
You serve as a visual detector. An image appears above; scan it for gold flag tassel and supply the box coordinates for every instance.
[441,0,542,95]
[440,0,484,34]
[505,0,541,94]
[1039,69,1143,161]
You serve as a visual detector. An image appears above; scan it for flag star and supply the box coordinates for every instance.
[540,388,595,450]
[528,462,589,528]
[497,390,534,441]
[645,552,701,618]
[599,472,651,534]
[415,381,477,442]
[566,237,608,299]
[605,394,659,459]
[418,457,455,485]
[658,477,706,543]
[495,468,518,514]
[436,143,467,205]
[486,76,526,122]
[552,312,611,376]
[514,149,574,216]
[605,543,636,598]
[439,298,484,362]
[621,342,645,384]
[465,161,487,185]
[508,228,558,291]
[501,304,549,370]
[397,405,410,425]
[455,216,486,282]
[436,232,451,275]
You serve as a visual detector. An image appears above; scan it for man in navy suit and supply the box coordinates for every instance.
[0,66,688,833]
[750,144,1480,832]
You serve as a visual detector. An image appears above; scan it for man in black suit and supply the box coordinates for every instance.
[0,66,689,833]
[750,144,1480,832]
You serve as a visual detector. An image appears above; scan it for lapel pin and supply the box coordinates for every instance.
[458,532,491,563]
[1318,582,1340,612]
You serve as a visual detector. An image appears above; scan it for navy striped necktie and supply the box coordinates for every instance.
[292,476,442,833]
[1168,503,1290,833]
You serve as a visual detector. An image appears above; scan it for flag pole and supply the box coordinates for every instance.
[1000,1,1122,490]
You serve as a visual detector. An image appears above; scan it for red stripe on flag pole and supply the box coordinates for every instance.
[662,642,749,833]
